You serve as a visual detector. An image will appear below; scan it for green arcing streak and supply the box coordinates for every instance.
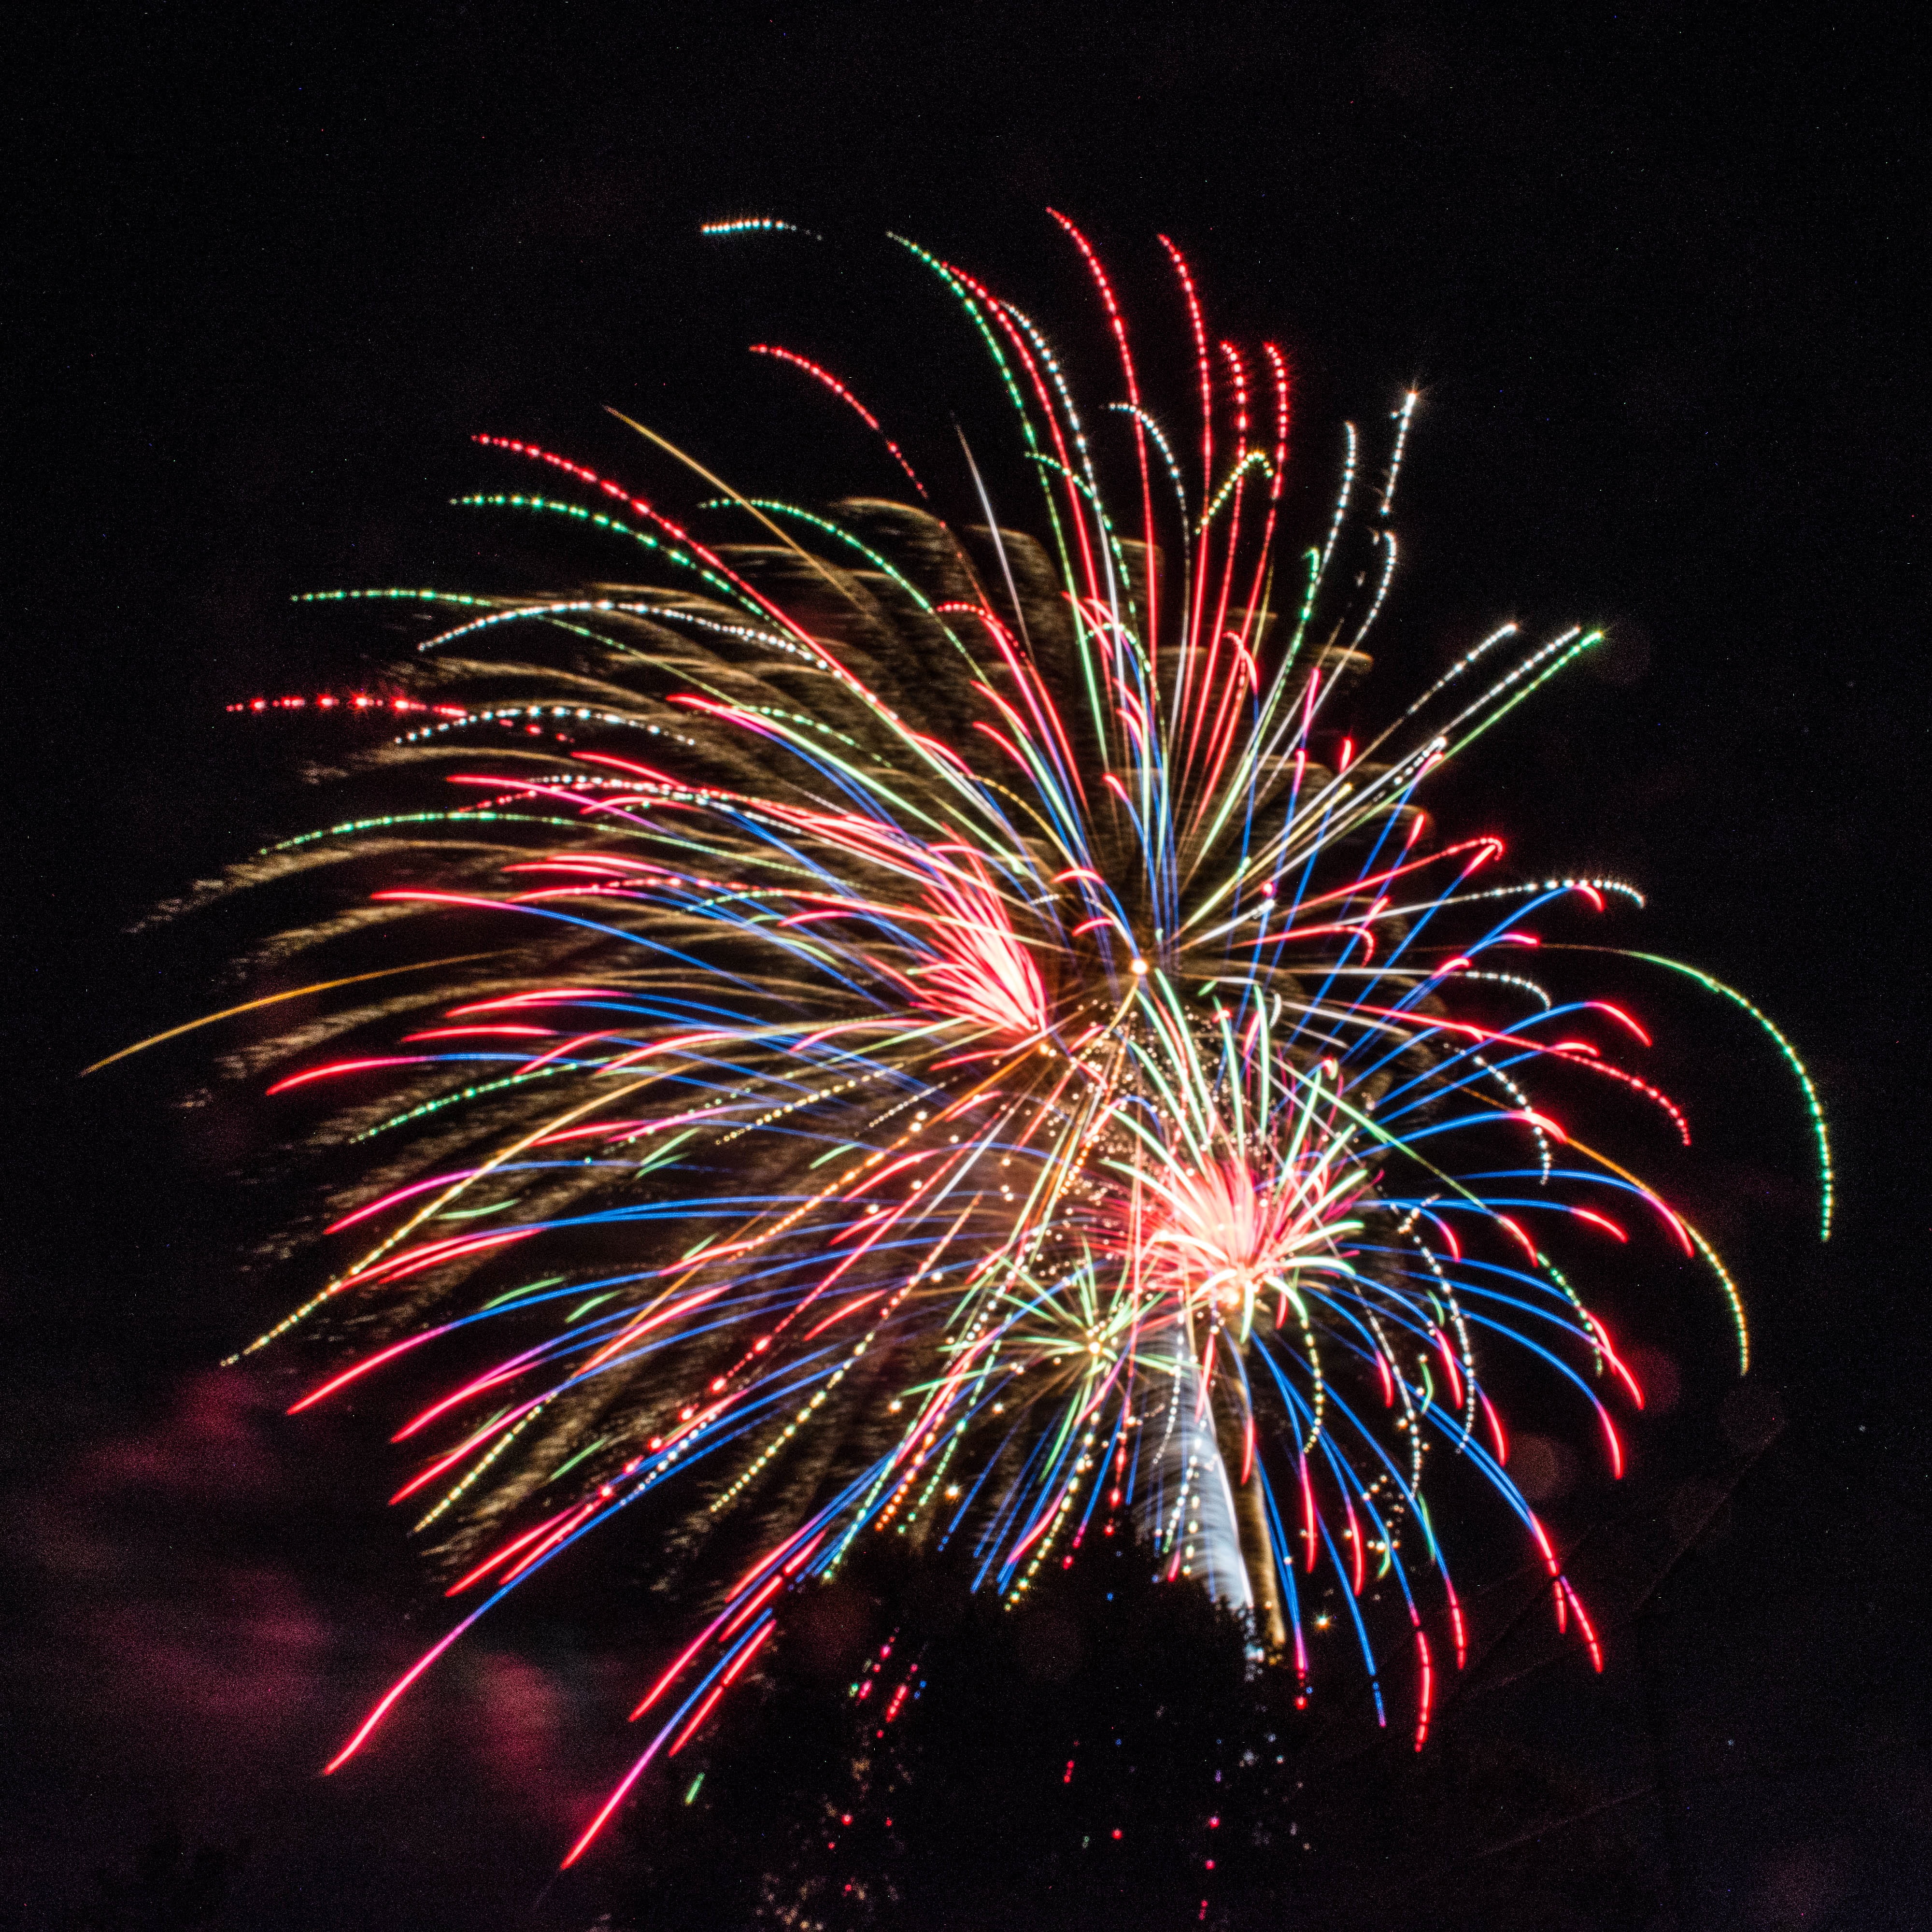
[1548,947,1833,1242]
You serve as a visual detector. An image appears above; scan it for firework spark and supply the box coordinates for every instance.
[129,216,1827,1862]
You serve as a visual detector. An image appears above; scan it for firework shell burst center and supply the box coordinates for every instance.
[136,214,1829,1865]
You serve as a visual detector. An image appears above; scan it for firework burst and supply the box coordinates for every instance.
[115,215,1829,1863]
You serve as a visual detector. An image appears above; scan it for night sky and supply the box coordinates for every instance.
[9,5,1925,1927]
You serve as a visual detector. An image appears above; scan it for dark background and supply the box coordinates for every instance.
[7,3,1925,1927]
